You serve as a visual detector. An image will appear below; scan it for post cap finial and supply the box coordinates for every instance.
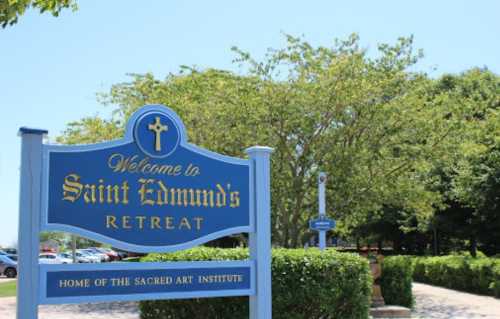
[18,127,48,136]
[245,146,274,155]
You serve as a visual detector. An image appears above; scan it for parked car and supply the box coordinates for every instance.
[59,252,88,263]
[114,250,129,260]
[87,248,111,262]
[7,254,17,262]
[95,247,120,261]
[40,248,57,253]
[80,248,108,262]
[2,248,17,255]
[39,253,73,264]
[76,250,101,263]
[0,255,17,278]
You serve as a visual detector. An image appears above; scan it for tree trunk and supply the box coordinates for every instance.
[433,227,438,256]
[470,236,477,257]
[393,239,402,254]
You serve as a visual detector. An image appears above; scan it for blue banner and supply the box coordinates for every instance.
[41,105,250,251]
[39,262,254,303]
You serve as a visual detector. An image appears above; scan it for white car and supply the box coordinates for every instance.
[75,250,101,263]
[39,253,73,264]
[78,248,105,262]
[84,248,110,262]
[59,252,96,263]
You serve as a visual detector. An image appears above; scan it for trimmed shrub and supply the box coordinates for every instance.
[139,247,372,319]
[380,256,414,308]
[411,255,500,297]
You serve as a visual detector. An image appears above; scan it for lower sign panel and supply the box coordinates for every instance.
[39,260,255,304]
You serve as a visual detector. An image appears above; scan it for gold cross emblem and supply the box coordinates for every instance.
[148,116,168,151]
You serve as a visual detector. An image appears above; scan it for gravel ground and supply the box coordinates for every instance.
[413,282,500,319]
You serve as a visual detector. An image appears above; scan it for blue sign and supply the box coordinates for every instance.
[41,105,250,252]
[39,261,254,304]
[309,217,336,231]
[17,104,273,319]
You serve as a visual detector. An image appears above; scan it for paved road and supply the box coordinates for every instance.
[413,282,500,319]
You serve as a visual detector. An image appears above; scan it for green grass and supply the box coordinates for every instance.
[0,280,16,297]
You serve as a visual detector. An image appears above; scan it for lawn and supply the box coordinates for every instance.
[0,280,16,298]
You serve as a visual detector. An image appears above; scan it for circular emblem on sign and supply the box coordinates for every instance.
[134,111,180,158]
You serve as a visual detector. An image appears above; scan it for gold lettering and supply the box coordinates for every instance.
[108,153,125,172]
[156,180,169,205]
[59,279,90,288]
[62,174,83,202]
[189,189,196,207]
[98,179,105,203]
[230,191,240,208]
[122,216,132,229]
[215,184,226,207]
[151,216,161,229]
[201,190,214,207]
[83,184,96,204]
[179,217,191,230]
[193,217,203,230]
[171,188,188,207]
[108,154,191,177]
[173,166,182,176]
[195,189,202,207]
[138,178,155,205]
[106,215,118,229]
[121,181,129,204]
[165,217,174,230]
[106,184,120,204]
[135,216,146,229]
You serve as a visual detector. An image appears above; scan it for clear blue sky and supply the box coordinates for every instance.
[0,0,499,247]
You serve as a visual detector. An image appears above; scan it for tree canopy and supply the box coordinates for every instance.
[58,34,500,251]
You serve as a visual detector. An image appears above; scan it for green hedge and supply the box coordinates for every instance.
[139,247,372,319]
[412,255,500,297]
[380,256,414,308]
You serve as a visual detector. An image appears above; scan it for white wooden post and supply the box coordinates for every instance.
[246,146,273,319]
[17,128,46,319]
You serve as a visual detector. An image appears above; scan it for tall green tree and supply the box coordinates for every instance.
[59,35,457,247]
[429,69,500,255]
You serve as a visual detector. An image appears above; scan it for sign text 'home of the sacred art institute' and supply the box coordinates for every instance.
[17,105,273,319]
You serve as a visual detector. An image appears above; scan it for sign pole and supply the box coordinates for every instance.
[246,146,273,319]
[17,128,47,319]
[318,172,326,251]
[309,173,334,249]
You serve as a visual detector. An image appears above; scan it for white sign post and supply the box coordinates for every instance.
[309,172,335,251]
[318,173,327,250]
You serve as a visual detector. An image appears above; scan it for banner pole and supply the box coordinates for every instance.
[17,128,46,319]
[246,146,273,319]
